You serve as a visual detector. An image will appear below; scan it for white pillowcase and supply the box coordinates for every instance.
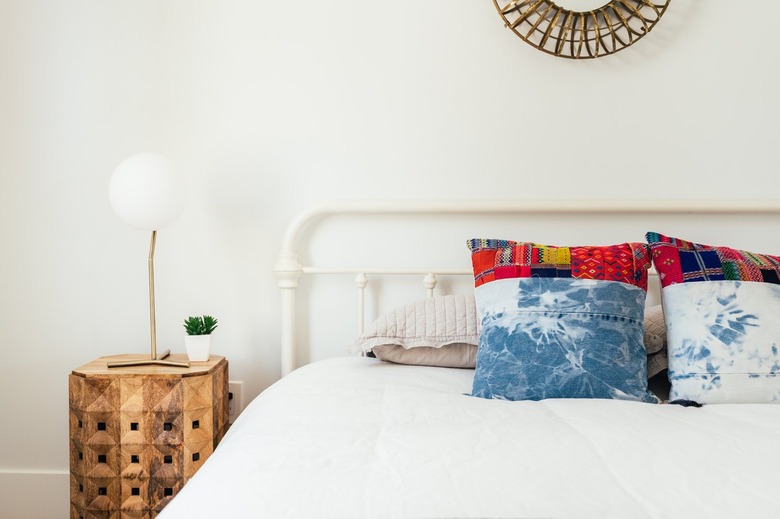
[350,294,479,368]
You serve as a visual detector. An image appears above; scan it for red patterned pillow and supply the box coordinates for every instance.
[466,238,656,402]
[646,232,780,287]
[467,239,651,290]
[646,232,780,404]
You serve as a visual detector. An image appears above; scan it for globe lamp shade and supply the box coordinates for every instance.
[109,153,186,231]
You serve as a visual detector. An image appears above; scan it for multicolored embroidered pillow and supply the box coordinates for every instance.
[468,239,658,403]
[647,232,780,404]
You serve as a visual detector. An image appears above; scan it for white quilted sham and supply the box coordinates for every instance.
[350,294,479,367]
[357,294,478,347]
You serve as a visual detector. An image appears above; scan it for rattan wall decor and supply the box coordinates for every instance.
[493,0,671,59]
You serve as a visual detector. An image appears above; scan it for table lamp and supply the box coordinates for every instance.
[107,153,189,368]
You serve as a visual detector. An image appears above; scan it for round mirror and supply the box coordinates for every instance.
[493,0,672,59]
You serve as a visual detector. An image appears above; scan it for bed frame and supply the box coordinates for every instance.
[273,199,780,376]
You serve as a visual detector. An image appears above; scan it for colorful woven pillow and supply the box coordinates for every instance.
[647,232,780,404]
[468,239,658,403]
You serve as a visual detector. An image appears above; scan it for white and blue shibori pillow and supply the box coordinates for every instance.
[467,239,658,403]
[647,232,780,404]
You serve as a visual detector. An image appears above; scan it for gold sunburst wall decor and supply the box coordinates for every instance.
[493,0,672,59]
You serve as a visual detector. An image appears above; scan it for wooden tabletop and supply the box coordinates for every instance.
[71,354,226,377]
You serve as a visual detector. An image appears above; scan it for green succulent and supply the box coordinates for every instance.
[183,315,218,335]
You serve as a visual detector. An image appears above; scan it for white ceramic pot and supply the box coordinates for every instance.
[185,335,211,362]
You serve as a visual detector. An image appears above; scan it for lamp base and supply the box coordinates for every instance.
[106,349,190,368]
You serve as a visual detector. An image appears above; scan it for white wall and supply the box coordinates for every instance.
[1,1,779,517]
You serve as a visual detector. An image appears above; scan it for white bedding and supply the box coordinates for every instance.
[160,357,780,518]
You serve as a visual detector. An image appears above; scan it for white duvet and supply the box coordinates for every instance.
[160,357,780,518]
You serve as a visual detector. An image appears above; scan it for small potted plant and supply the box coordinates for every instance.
[183,315,218,362]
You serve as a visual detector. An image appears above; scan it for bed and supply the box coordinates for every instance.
[159,200,780,518]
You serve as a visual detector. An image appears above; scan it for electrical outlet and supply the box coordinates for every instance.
[228,381,243,424]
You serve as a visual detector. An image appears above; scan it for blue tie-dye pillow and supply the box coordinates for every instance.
[467,239,658,403]
[647,232,780,404]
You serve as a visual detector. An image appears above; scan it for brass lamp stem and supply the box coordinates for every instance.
[107,230,189,369]
[149,230,159,360]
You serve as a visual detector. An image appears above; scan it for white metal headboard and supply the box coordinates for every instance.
[273,199,780,376]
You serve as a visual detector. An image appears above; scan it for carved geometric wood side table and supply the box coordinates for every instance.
[69,354,229,518]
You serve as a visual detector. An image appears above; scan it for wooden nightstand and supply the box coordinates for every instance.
[68,354,229,518]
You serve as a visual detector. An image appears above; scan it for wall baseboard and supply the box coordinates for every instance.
[0,471,69,519]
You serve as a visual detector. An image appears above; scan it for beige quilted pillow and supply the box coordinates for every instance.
[350,294,479,368]
[644,304,668,378]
